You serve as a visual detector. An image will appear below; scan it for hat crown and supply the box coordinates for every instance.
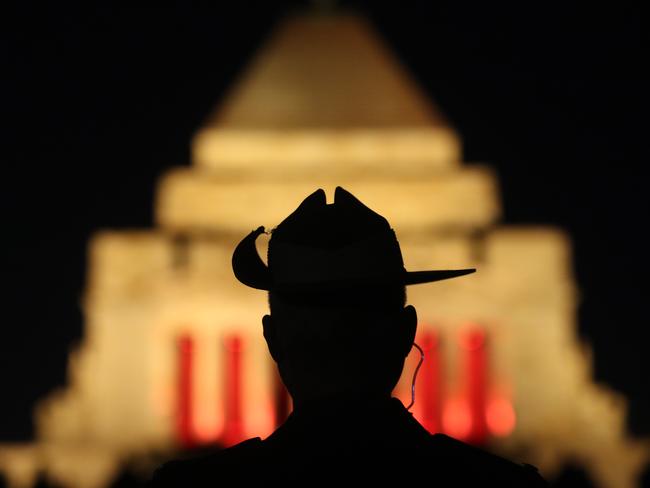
[271,186,391,250]
[265,187,404,289]
[231,187,475,291]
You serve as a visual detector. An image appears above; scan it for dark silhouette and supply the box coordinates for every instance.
[551,463,595,487]
[108,466,146,488]
[32,472,63,488]
[150,187,547,486]
[639,462,650,488]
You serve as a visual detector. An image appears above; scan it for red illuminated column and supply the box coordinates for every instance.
[486,394,516,438]
[176,334,194,448]
[223,335,244,446]
[418,331,442,434]
[461,327,488,445]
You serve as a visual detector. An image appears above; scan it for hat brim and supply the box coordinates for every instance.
[232,227,476,292]
[404,268,476,285]
[268,269,476,294]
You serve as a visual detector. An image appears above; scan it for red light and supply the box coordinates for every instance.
[405,325,514,444]
[460,328,486,351]
[193,420,220,444]
[176,334,194,448]
[461,327,488,445]
[223,335,244,446]
[486,397,516,437]
[442,397,472,440]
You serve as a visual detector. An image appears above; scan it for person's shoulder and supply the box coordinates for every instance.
[427,433,548,486]
[148,437,263,487]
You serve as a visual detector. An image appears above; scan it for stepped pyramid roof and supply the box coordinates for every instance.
[210,14,444,129]
[158,14,497,233]
[191,14,461,176]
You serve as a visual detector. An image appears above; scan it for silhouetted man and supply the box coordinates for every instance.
[150,187,547,487]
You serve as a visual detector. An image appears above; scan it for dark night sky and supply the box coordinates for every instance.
[2,2,645,442]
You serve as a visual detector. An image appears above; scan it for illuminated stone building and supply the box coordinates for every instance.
[1,13,648,488]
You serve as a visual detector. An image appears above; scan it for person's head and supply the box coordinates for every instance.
[231,186,475,406]
[263,285,417,405]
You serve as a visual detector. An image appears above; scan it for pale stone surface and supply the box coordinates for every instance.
[0,445,38,488]
[208,15,445,129]
[193,128,461,175]
[156,166,500,234]
[195,15,460,174]
[40,444,118,488]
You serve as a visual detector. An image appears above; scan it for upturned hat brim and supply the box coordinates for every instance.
[232,187,476,292]
[232,225,476,292]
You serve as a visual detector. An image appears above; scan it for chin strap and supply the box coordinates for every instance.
[405,342,425,411]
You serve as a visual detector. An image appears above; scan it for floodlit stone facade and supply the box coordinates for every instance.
[1,14,647,488]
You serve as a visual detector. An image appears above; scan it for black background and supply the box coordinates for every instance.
[2,2,645,442]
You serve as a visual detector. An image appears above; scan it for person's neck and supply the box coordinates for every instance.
[292,390,392,416]
[274,391,407,449]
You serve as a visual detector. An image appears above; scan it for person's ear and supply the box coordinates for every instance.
[262,314,283,362]
[401,305,418,357]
